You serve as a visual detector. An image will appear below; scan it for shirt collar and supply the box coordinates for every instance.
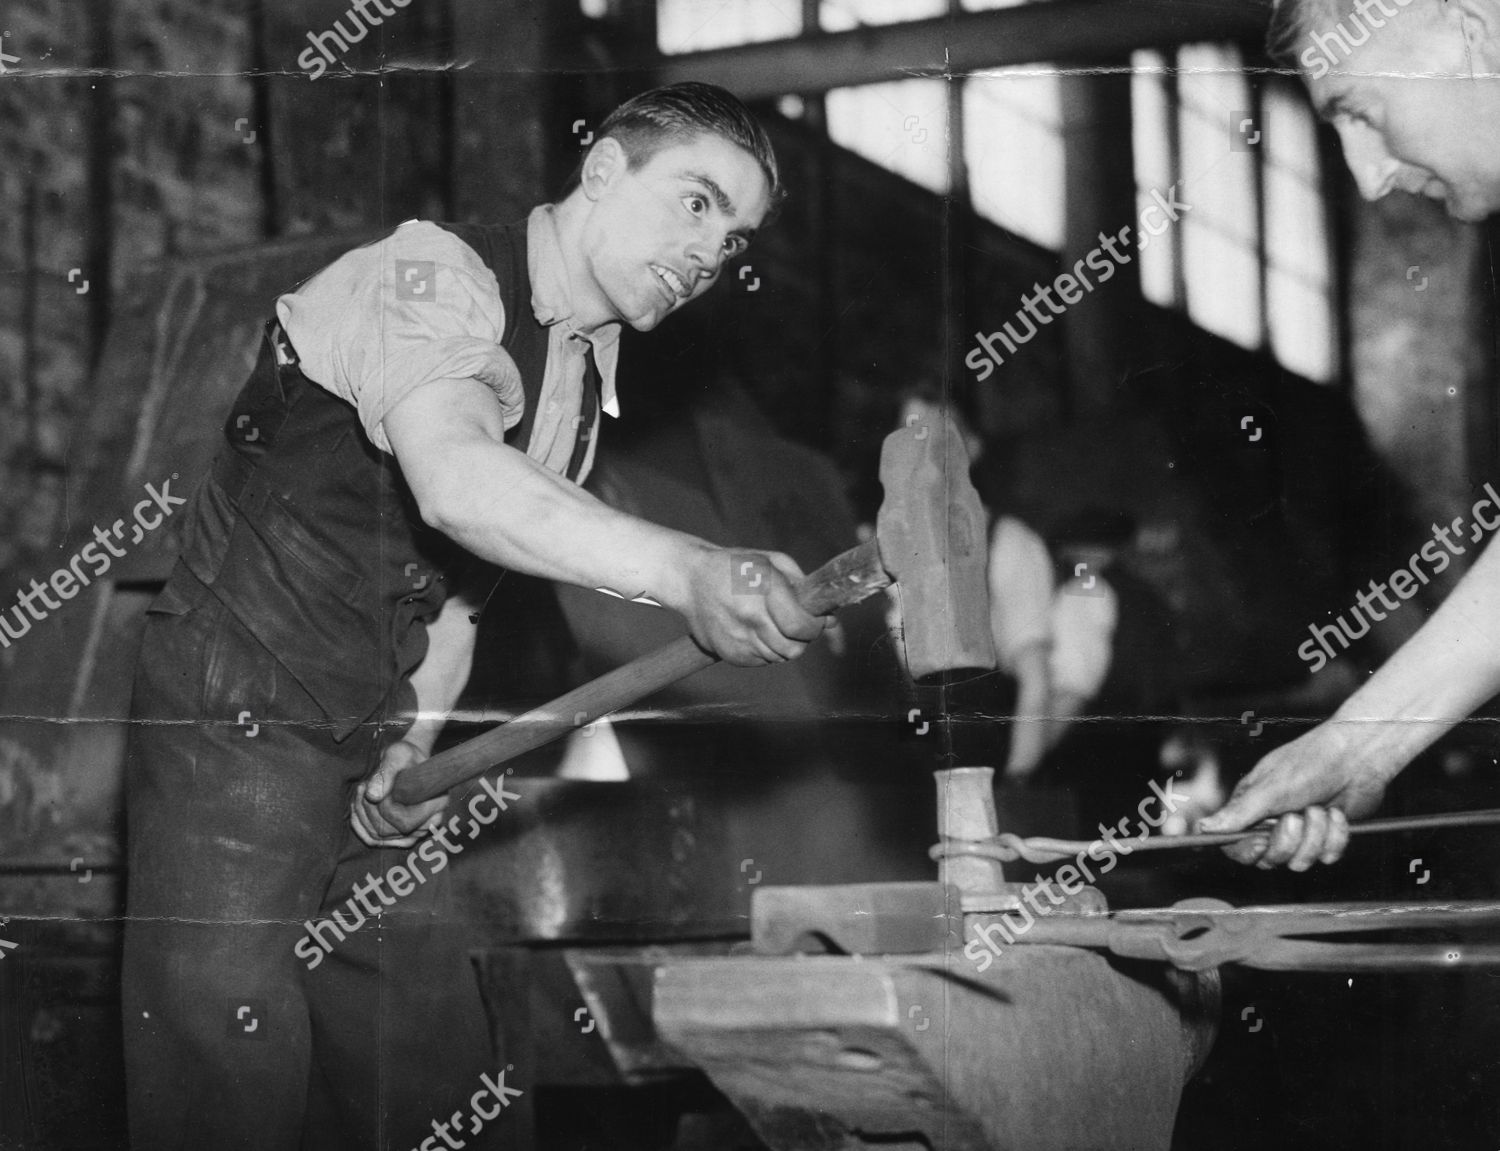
[527,204,620,418]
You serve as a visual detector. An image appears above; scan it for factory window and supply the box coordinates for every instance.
[1131,44,1337,383]
[1131,52,1179,309]
[818,0,951,198]
[822,0,1041,24]
[1263,81,1336,383]
[821,2,1065,242]
[963,67,1065,250]
[661,0,1062,245]
[820,0,946,30]
[825,78,953,195]
[656,0,800,54]
[653,4,1333,381]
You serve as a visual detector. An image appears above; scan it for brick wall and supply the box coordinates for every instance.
[0,1,104,568]
[0,0,552,585]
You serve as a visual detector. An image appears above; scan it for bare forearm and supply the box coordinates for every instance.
[401,587,481,755]
[422,440,708,612]
[1329,539,1500,778]
[384,380,824,668]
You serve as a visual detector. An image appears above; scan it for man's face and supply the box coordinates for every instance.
[580,133,771,332]
[1305,3,1500,222]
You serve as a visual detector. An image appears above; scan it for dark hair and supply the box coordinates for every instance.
[562,82,784,212]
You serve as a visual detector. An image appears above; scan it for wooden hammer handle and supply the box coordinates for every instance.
[393,538,888,805]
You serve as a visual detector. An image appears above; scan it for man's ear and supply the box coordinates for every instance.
[580,137,628,201]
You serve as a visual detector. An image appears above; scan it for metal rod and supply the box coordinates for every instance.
[939,808,1500,865]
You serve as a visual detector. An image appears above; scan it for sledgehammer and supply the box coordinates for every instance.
[394,413,996,806]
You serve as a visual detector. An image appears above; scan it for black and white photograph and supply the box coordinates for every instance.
[3,0,1500,1147]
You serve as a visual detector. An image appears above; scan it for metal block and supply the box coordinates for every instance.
[751,883,963,956]
[652,947,1219,1151]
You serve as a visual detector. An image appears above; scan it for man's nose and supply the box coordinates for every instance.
[1338,122,1401,201]
[685,234,727,282]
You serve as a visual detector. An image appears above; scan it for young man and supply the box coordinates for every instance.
[121,82,826,1149]
[1198,0,1500,868]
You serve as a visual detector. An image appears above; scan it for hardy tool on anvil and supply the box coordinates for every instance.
[395,413,996,806]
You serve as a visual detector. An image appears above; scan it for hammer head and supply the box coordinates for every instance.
[877,413,997,680]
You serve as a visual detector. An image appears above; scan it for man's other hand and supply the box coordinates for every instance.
[680,547,829,666]
[350,739,449,847]
[1196,721,1390,871]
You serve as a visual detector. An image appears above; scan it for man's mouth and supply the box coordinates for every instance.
[650,264,689,302]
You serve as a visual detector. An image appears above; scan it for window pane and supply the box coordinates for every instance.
[827,78,952,195]
[1268,271,1334,381]
[821,0,945,30]
[1177,43,1262,349]
[964,68,1064,249]
[1132,48,1177,307]
[657,0,800,54]
[1265,82,1335,381]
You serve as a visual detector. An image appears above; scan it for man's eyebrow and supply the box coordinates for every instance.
[678,169,758,241]
[681,170,736,218]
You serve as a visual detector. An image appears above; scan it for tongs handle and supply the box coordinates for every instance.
[1003,899,1500,972]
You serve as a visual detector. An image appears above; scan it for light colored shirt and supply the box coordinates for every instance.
[1049,576,1119,698]
[988,515,1055,674]
[275,206,619,481]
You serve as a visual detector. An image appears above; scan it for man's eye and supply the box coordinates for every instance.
[684,194,707,215]
[723,236,747,258]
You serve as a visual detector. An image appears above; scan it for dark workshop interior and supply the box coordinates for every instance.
[3,0,1500,1148]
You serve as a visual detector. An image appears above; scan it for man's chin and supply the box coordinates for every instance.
[624,298,684,332]
[1446,205,1488,224]
[625,310,666,333]
[1442,190,1496,223]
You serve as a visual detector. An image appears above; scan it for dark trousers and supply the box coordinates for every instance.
[121,578,501,1150]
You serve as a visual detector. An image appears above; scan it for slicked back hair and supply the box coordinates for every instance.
[1267,0,1441,68]
[562,82,783,215]
[1268,0,1343,65]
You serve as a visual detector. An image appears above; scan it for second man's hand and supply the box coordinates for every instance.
[1196,720,1394,871]
[672,545,830,666]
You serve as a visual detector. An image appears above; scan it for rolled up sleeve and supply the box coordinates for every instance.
[275,220,525,454]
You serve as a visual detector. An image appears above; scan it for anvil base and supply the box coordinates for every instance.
[647,944,1218,1151]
